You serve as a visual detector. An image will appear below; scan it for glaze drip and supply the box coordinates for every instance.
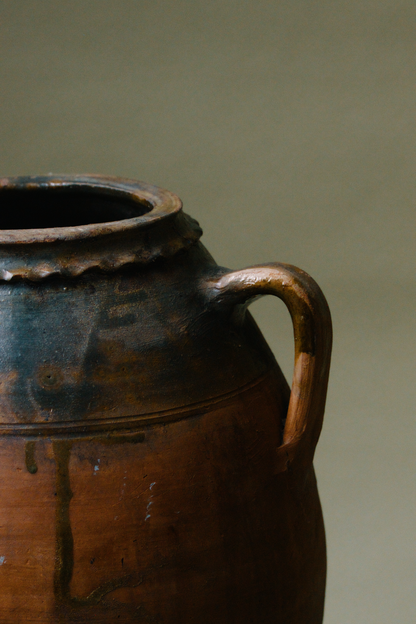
[24,441,38,474]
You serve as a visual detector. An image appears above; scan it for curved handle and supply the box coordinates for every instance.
[205,263,332,469]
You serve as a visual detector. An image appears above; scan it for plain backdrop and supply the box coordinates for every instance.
[0,2,415,622]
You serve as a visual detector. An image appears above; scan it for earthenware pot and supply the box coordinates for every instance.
[0,175,332,623]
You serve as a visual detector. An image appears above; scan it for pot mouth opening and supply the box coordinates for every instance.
[0,186,152,229]
[0,175,200,281]
[0,175,183,243]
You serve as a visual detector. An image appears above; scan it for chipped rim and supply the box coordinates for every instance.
[0,174,183,244]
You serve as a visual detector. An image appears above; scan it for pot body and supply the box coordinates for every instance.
[0,176,331,623]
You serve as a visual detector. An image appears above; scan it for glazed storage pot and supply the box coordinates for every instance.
[0,175,332,623]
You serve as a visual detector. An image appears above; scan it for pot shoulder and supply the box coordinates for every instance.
[0,243,289,430]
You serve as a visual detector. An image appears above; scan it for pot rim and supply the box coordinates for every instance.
[0,174,202,281]
[0,174,182,244]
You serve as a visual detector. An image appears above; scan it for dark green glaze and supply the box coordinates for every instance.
[53,440,74,602]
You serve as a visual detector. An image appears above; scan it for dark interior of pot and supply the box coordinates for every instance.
[0,187,152,229]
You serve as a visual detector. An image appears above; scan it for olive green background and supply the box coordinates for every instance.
[0,2,415,622]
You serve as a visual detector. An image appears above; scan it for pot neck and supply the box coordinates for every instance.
[0,175,202,281]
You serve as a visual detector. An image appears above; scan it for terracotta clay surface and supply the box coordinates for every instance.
[0,175,332,623]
